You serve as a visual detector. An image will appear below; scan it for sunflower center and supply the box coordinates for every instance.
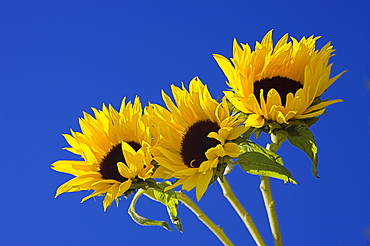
[253,76,303,106]
[99,141,141,182]
[181,120,220,168]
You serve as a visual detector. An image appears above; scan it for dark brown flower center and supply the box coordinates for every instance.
[99,141,141,182]
[181,120,220,168]
[253,76,303,106]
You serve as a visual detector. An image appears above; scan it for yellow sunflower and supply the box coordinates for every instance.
[51,97,158,211]
[213,30,346,128]
[147,77,247,200]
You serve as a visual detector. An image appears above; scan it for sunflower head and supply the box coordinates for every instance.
[52,97,159,211]
[214,30,346,132]
[147,77,248,200]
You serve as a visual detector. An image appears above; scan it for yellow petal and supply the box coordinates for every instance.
[116,180,132,198]
[205,145,226,160]
[153,157,182,172]
[245,114,265,128]
[164,179,186,192]
[207,132,224,145]
[295,108,326,119]
[51,160,94,176]
[223,91,253,114]
[62,133,81,154]
[284,111,298,122]
[213,54,237,83]
[80,143,98,164]
[196,170,213,201]
[173,168,199,177]
[81,190,107,203]
[304,99,343,114]
[199,158,218,174]
[227,125,248,140]
[151,166,173,179]
[117,162,135,179]
[103,183,119,211]
[224,142,242,158]
[276,110,288,124]
[156,146,183,166]
[55,174,102,197]
[181,174,199,191]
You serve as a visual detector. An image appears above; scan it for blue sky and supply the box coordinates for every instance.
[1,1,369,246]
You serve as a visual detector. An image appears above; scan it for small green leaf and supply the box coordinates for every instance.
[287,127,319,177]
[128,189,171,231]
[236,152,297,184]
[150,182,183,232]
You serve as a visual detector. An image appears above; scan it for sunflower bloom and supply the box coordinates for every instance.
[148,77,247,200]
[213,30,346,128]
[52,97,158,211]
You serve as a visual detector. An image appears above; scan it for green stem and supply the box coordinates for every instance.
[218,177,266,246]
[260,133,285,246]
[260,176,282,246]
[176,191,235,246]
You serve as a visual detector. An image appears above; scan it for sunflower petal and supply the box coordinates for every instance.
[196,170,213,201]
[245,114,265,128]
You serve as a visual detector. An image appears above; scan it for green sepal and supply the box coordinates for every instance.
[128,189,171,231]
[301,117,320,127]
[123,178,158,198]
[237,142,297,184]
[148,181,183,232]
[210,161,228,184]
[287,126,319,177]
[253,128,264,140]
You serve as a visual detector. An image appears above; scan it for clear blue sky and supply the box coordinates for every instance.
[1,1,369,246]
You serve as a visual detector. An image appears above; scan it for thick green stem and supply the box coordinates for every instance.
[176,191,234,246]
[218,177,266,246]
[260,132,285,246]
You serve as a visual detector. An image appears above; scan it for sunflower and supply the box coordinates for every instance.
[147,77,247,200]
[213,30,346,128]
[51,97,158,211]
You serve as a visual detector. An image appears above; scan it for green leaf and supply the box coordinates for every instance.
[128,189,171,231]
[236,151,297,184]
[287,126,319,177]
[241,141,284,166]
[151,181,182,232]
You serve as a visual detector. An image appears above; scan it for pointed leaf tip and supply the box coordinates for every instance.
[287,127,319,177]
[236,151,297,184]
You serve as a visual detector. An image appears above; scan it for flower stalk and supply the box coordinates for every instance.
[175,191,235,246]
[218,177,266,246]
[260,132,286,246]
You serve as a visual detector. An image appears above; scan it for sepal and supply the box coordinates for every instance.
[125,178,158,198]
